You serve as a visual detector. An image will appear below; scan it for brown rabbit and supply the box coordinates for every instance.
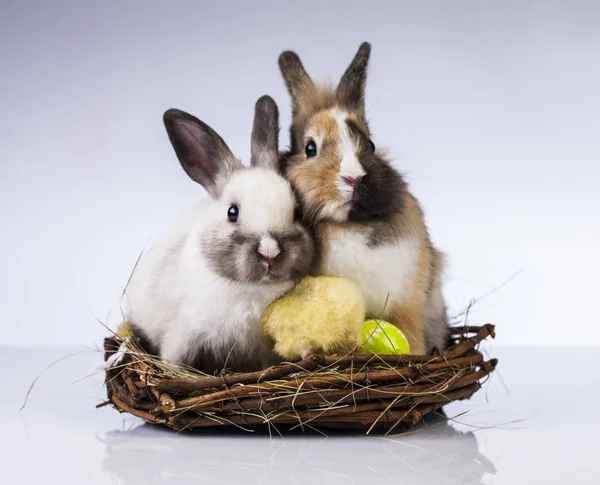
[277,42,449,354]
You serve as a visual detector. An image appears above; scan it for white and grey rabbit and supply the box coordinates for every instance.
[125,96,314,374]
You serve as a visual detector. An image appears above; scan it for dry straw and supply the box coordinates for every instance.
[101,325,497,434]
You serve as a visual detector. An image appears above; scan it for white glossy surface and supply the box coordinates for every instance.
[3,345,598,484]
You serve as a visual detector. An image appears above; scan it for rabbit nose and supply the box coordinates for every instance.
[342,175,363,188]
[258,237,281,263]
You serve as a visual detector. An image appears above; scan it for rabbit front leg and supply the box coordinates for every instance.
[159,330,190,367]
[161,331,224,373]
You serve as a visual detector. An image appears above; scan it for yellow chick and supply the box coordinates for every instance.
[262,276,366,360]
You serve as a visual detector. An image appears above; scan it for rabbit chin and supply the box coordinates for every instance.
[260,271,291,284]
[317,200,352,223]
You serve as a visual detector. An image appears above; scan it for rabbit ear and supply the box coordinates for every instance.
[336,42,371,116]
[163,109,241,198]
[250,95,280,171]
[278,50,314,117]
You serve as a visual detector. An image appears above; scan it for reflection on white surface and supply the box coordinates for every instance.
[100,418,494,484]
[3,346,600,484]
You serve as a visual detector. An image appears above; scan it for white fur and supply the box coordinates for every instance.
[305,109,418,312]
[319,201,351,222]
[319,227,419,318]
[258,236,280,260]
[224,168,296,233]
[125,168,297,368]
[331,108,366,203]
[305,108,367,222]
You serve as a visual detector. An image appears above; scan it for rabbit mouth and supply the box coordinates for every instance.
[259,260,289,283]
[259,269,286,284]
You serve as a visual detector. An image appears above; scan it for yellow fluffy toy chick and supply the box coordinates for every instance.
[262,276,366,360]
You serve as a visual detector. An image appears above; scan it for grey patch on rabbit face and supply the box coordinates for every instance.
[266,226,315,282]
[250,96,280,171]
[201,223,314,284]
[201,229,252,281]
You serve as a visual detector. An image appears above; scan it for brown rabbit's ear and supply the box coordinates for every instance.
[278,50,314,117]
[336,42,371,116]
[163,109,241,198]
[251,95,280,171]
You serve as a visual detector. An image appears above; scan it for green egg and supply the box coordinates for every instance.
[359,319,411,355]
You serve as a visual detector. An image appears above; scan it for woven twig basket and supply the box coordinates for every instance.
[102,324,496,433]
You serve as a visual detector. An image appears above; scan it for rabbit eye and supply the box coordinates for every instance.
[305,140,317,158]
[227,204,239,223]
[368,139,375,153]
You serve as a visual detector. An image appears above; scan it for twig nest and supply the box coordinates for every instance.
[102,325,498,432]
[262,276,365,360]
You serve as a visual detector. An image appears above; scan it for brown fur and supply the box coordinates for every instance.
[285,108,374,222]
[310,193,447,353]
[310,110,340,140]
[385,196,449,354]
[278,43,449,353]
[285,109,352,219]
[289,88,343,155]
[387,196,433,355]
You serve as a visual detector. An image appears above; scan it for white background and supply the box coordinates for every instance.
[1,0,599,348]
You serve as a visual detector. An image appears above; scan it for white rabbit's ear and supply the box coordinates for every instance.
[336,42,371,117]
[163,109,241,198]
[250,96,279,171]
